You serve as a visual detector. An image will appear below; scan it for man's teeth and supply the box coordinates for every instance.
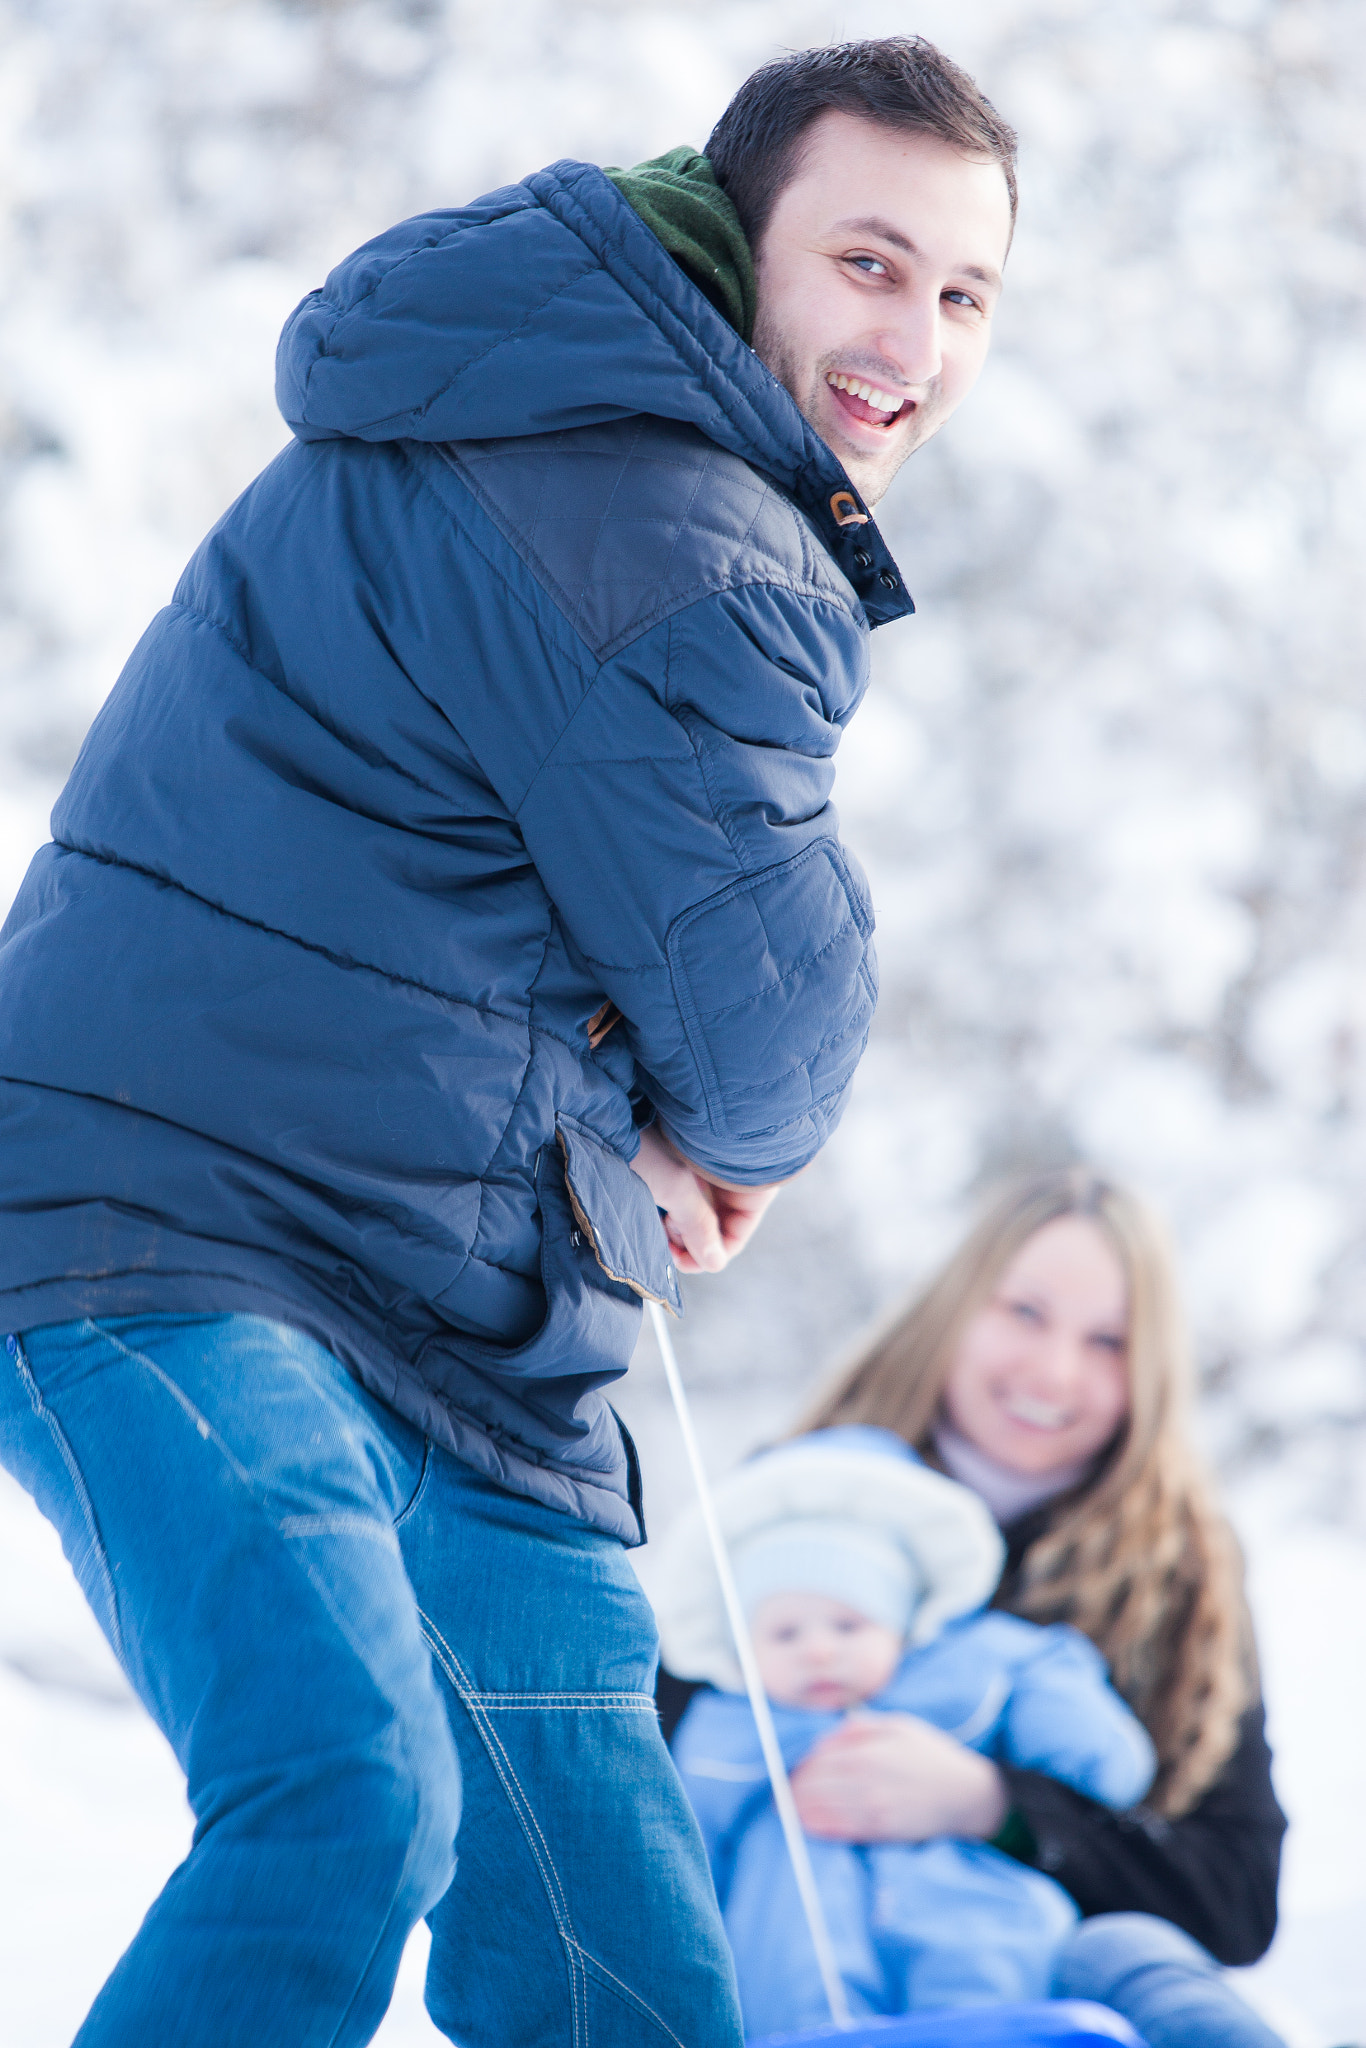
[826,371,905,415]
[1005,1397,1071,1430]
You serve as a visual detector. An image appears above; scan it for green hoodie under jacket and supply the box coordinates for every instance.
[606,146,756,343]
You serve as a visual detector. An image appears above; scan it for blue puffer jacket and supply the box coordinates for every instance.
[0,163,911,1539]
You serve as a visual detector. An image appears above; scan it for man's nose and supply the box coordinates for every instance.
[875,288,943,389]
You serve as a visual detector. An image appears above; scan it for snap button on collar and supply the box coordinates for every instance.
[830,489,869,528]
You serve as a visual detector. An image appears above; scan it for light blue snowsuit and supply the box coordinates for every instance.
[673,1610,1157,2040]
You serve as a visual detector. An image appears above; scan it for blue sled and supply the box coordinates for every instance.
[751,2000,1146,2048]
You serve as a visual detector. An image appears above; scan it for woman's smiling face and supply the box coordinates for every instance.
[942,1216,1131,1476]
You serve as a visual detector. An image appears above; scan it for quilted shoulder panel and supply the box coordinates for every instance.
[439,415,856,662]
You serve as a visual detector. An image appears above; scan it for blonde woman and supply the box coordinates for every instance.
[657,1168,1288,2048]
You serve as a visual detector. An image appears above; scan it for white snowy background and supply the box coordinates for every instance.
[1,0,1363,2041]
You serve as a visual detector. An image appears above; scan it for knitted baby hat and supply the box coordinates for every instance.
[731,1515,921,1636]
[647,1427,1006,1694]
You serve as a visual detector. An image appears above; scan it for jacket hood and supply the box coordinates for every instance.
[647,1426,1005,1693]
[276,159,912,629]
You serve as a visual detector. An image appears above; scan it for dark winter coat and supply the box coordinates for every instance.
[992,1508,1286,1967]
[0,162,911,1540]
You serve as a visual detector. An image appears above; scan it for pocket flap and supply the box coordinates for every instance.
[556,1117,683,1315]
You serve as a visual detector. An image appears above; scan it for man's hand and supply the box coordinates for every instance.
[789,1712,1009,1843]
[632,1124,784,1275]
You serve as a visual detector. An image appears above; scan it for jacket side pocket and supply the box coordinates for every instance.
[556,1116,681,1315]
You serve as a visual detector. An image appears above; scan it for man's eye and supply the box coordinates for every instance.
[944,288,978,309]
[849,255,888,276]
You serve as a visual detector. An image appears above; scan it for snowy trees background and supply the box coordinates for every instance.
[1,1,1364,2040]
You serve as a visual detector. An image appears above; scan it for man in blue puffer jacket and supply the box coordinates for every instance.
[0,36,1016,2048]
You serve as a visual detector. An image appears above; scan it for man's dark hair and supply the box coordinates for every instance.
[705,37,1018,249]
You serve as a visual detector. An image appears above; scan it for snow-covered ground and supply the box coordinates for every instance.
[2,0,1364,2040]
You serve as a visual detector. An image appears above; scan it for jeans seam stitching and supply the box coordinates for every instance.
[8,1332,128,1666]
[419,1613,587,2047]
[418,1607,587,2047]
[393,1438,433,1530]
[571,1941,689,2047]
[468,1693,654,1710]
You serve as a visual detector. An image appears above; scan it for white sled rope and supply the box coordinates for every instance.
[648,1299,853,2030]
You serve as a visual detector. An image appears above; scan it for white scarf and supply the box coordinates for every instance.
[932,1417,1096,1529]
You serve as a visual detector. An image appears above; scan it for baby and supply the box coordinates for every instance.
[650,1428,1156,2042]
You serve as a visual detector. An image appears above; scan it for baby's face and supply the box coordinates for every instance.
[750,1590,904,1711]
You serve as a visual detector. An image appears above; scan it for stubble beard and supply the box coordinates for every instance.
[752,312,941,509]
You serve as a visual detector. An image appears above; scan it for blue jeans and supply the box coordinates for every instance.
[1052,1915,1286,2048]
[1,1313,742,2048]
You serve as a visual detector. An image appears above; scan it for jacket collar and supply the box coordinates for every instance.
[529,160,914,630]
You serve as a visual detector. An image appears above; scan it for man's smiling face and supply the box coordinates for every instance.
[751,111,1013,506]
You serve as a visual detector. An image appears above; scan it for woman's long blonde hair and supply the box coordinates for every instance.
[801,1166,1251,1816]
